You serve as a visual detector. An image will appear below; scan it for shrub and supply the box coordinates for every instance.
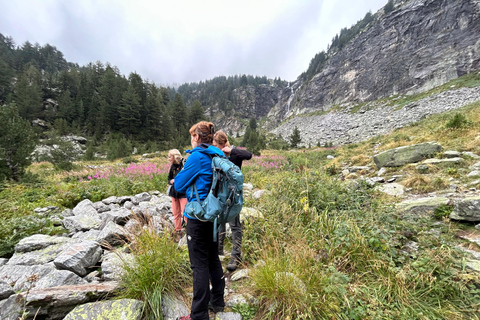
[434,204,454,220]
[445,113,469,129]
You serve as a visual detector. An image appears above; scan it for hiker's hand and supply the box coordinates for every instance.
[222,146,231,156]
[170,179,174,184]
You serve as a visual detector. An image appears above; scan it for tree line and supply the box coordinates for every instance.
[0,33,295,181]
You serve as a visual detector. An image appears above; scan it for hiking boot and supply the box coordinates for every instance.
[208,302,224,313]
[226,256,241,271]
[177,315,191,320]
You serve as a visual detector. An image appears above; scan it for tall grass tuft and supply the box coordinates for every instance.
[116,215,190,319]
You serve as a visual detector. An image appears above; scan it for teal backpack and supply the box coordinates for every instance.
[185,155,244,241]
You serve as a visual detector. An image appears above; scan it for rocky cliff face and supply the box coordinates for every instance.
[214,0,480,141]
[273,0,480,121]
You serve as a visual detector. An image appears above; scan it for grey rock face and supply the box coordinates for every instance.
[0,282,120,320]
[63,214,102,232]
[289,0,480,118]
[96,221,128,247]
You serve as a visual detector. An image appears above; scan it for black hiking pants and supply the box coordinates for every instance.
[218,215,242,259]
[186,218,225,320]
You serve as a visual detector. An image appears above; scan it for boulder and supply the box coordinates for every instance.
[161,295,190,320]
[450,196,480,222]
[63,298,143,320]
[422,157,463,167]
[396,197,450,214]
[54,241,103,276]
[375,183,405,197]
[373,142,443,168]
[73,199,98,217]
[0,282,119,320]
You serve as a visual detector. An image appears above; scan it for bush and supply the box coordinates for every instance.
[445,113,469,129]
[434,204,454,220]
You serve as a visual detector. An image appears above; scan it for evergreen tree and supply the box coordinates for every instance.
[290,126,301,148]
[188,100,204,125]
[13,64,43,121]
[242,117,262,155]
[240,74,248,86]
[57,89,76,123]
[0,103,37,181]
[249,118,257,130]
[385,0,395,14]
[118,85,142,137]
[99,66,122,131]
[142,84,164,140]
[0,57,13,103]
[170,93,189,145]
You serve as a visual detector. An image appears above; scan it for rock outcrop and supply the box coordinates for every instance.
[211,0,480,145]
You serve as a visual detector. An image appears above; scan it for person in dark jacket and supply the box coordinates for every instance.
[213,130,252,271]
[174,121,225,320]
[167,149,187,241]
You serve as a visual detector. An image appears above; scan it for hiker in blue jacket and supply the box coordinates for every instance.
[174,121,225,320]
[213,130,252,271]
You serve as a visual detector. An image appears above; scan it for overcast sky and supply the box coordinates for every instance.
[1,0,387,86]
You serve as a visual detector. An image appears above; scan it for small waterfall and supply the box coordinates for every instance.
[286,85,295,114]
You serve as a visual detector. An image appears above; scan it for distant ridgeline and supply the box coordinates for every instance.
[1,0,480,145]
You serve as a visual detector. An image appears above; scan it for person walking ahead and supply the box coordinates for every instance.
[167,149,187,241]
[174,121,225,320]
[213,130,252,271]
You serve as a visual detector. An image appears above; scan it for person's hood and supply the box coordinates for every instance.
[186,143,224,157]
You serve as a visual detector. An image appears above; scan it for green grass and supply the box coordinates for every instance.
[2,73,480,318]
[115,216,191,319]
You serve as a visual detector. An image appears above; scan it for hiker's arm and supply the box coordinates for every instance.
[167,165,174,185]
[233,147,252,160]
[174,153,200,193]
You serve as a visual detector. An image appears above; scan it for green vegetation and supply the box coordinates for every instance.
[116,217,191,319]
[1,103,480,318]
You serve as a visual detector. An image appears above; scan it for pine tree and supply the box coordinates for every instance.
[118,85,142,137]
[290,126,301,148]
[170,93,189,145]
[13,64,43,121]
[385,0,395,14]
[0,103,37,181]
[188,100,204,125]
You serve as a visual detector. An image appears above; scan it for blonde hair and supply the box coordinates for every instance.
[168,149,183,165]
[189,121,215,144]
[213,130,231,147]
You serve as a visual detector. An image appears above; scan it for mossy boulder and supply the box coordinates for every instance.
[373,142,443,168]
[396,197,449,213]
[63,299,143,320]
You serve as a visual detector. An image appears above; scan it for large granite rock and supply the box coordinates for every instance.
[373,142,443,168]
[396,197,450,213]
[450,196,480,222]
[63,298,143,320]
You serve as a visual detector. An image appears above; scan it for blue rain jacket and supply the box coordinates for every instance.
[174,143,224,219]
